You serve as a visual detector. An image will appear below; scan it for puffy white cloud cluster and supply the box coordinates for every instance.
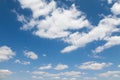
[17,0,120,54]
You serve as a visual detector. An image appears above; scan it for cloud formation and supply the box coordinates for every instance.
[24,50,38,60]
[17,0,120,54]
[77,61,112,70]
[0,46,15,62]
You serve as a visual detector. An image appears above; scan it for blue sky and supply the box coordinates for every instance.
[0,0,120,80]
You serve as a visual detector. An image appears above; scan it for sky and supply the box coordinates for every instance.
[0,0,120,80]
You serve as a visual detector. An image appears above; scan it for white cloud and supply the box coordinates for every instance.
[0,69,12,78]
[15,59,30,65]
[18,0,56,19]
[111,2,120,15]
[39,64,52,70]
[32,71,83,78]
[17,0,120,54]
[118,65,120,68]
[108,0,113,4]
[77,61,112,70]
[99,71,120,78]
[62,15,120,53]
[54,64,68,70]
[24,50,38,60]
[93,36,120,53]
[0,46,15,62]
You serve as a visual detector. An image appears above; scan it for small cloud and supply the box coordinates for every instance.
[77,61,112,70]
[14,59,30,65]
[54,63,69,70]
[24,50,38,60]
[0,46,15,62]
[38,64,52,70]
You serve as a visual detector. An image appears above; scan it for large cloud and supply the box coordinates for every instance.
[17,0,120,54]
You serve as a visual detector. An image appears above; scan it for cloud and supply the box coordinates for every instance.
[32,71,83,78]
[111,2,120,15]
[18,0,56,19]
[0,46,15,62]
[118,65,120,68]
[39,64,52,70]
[17,0,120,54]
[0,69,12,78]
[77,61,112,70]
[107,0,113,4]
[24,50,38,60]
[42,54,47,57]
[54,63,68,70]
[93,36,120,53]
[14,59,30,65]
[83,77,97,80]
[62,15,120,53]
[99,71,120,78]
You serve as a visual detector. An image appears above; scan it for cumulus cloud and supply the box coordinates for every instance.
[39,64,52,70]
[14,59,30,65]
[111,2,120,15]
[62,15,120,53]
[77,61,112,70]
[24,50,38,60]
[0,46,15,62]
[54,64,68,70]
[17,0,120,54]
[0,69,12,78]
[99,71,120,78]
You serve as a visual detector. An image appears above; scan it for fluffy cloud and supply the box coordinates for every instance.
[18,0,56,19]
[17,0,91,51]
[0,46,15,62]
[111,2,120,15]
[15,59,30,65]
[62,15,120,53]
[99,71,120,78]
[77,61,112,70]
[24,50,38,60]
[39,64,52,70]
[17,0,120,54]
[0,69,12,78]
[54,64,68,70]
[93,36,120,53]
